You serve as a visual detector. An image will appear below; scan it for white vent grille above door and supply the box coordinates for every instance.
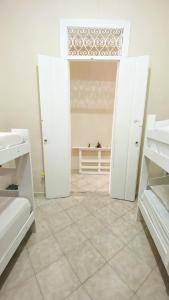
[67,27,124,56]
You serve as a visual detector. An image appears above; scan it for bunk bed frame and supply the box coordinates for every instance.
[0,129,35,275]
[138,115,169,274]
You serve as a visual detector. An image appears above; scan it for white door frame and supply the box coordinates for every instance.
[38,20,149,200]
[60,19,130,197]
[69,57,120,196]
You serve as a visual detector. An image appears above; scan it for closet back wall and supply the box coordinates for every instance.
[0,0,169,192]
[70,61,116,172]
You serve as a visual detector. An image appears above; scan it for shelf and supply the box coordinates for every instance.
[81,159,99,163]
[80,171,110,175]
[74,146,111,174]
[81,159,110,163]
[100,166,110,170]
[72,147,111,151]
[81,165,98,169]
[0,168,16,176]
[139,190,169,269]
[0,189,18,197]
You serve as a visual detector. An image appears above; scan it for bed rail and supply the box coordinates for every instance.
[144,115,169,173]
[138,114,169,275]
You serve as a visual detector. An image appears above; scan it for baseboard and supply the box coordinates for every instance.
[34,191,45,198]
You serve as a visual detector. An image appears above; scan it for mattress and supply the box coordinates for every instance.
[0,197,31,259]
[0,133,25,150]
[159,125,169,132]
[151,185,169,211]
[142,190,169,248]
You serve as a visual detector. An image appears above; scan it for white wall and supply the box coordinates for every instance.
[0,0,169,191]
[71,112,113,148]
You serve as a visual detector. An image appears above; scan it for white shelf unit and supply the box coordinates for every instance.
[72,147,111,174]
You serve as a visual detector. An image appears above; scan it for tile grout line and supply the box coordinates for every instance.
[132,262,159,296]
[34,193,146,299]
[106,243,155,296]
[63,238,107,283]
[28,254,45,300]
[0,246,36,296]
[63,282,93,300]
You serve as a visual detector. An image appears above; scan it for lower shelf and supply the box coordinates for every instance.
[138,190,169,273]
[80,171,110,175]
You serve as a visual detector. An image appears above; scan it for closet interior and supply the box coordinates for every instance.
[70,61,117,193]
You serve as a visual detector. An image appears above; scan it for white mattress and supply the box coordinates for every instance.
[0,197,31,259]
[151,185,169,211]
[159,125,169,132]
[0,133,25,150]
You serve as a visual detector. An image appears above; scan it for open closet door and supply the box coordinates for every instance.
[110,56,149,201]
[38,55,70,198]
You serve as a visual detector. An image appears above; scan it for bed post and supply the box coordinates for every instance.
[137,115,156,220]
[14,129,36,232]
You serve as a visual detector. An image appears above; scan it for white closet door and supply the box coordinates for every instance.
[38,55,70,198]
[110,56,149,201]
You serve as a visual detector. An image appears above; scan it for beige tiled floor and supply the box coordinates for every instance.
[71,173,109,193]
[0,191,169,299]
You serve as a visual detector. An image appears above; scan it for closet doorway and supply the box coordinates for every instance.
[70,61,117,193]
[38,55,149,201]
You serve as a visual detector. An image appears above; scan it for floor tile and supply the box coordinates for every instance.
[28,236,62,273]
[137,267,169,300]
[77,215,105,238]
[39,201,63,217]
[0,248,34,293]
[90,227,124,260]
[84,263,133,300]
[55,223,87,254]
[83,197,108,213]
[94,205,119,226]
[46,210,73,233]
[110,200,134,217]
[73,194,86,203]
[66,240,105,283]
[71,174,109,193]
[26,219,52,247]
[66,286,91,300]
[34,207,44,222]
[122,207,139,225]
[0,277,43,300]
[35,197,62,206]
[1,189,167,300]
[109,247,152,291]
[91,194,111,207]
[127,231,158,269]
[109,217,141,244]
[130,295,140,300]
[34,197,48,207]
[59,196,79,210]
[66,204,90,222]
[37,256,80,300]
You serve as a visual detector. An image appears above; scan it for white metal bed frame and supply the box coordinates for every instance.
[0,129,35,275]
[138,114,169,273]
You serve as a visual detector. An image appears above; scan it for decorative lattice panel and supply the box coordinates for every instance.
[71,80,115,111]
[67,27,124,56]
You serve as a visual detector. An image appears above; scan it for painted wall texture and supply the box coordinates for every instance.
[0,0,169,191]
